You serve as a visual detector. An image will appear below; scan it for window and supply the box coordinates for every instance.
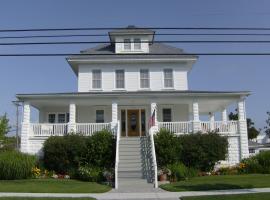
[140,69,150,88]
[134,38,141,50]
[58,114,66,123]
[115,69,125,89]
[163,108,172,122]
[92,69,102,89]
[249,149,255,154]
[124,39,131,50]
[164,69,174,88]
[48,114,56,123]
[96,110,104,123]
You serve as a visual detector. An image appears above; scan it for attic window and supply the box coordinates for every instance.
[134,38,141,50]
[124,39,131,50]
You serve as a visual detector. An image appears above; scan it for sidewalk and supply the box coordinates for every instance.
[0,188,270,200]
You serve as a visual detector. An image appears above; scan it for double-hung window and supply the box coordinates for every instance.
[92,69,102,89]
[124,39,131,51]
[96,110,104,123]
[140,69,149,88]
[134,38,141,50]
[115,70,125,89]
[164,69,174,88]
[163,108,172,122]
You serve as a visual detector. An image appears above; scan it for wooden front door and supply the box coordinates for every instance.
[127,110,140,137]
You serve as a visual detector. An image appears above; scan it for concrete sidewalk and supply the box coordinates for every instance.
[0,188,270,200]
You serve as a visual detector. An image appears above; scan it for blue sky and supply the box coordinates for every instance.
[0,0,270,132]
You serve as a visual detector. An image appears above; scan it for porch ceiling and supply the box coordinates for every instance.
[16,90,250,112]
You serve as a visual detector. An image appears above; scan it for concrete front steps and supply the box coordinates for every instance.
[117,137,155,191]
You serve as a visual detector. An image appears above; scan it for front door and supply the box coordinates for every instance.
[127,110,140,137]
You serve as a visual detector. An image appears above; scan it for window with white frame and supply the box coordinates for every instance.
[96,110,104,123]
[48,113,69,123]
[115,69,125,89]
[134,38,141,50]
[58,114,66,123]
[163,69,174,88]
[162,108,172,122]
[92,69,102,89]
[48,114,56,123]
[140,69,150,88]
[124,39,131,50]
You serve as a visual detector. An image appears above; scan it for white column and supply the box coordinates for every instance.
[68,103,76,133]
[238,98,249,159]
[150,102,158,133]
[222,108,228,123]
[192,101,201,133]
[111,101,118,133]
[21,102,30,153]
[209,112,215,131]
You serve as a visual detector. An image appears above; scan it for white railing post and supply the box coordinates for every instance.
[21,102,30,153]
[68,103,76,133]
[149,127,158,188]
[222,108,228,124]
[114,120,120,189]
[209,113,215,132]
[192,101,201,133]
[238,98,249,159]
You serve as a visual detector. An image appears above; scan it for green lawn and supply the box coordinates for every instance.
[0,179,111,193]
[161,174,270,192]
[182,193,270,200]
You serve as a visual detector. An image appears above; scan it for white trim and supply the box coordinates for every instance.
[162,68,175,89]
[91,69,102,89]
[114,69,126,90]
[94,106,106,123]
[46,112,69,123]
[139,68,150,89]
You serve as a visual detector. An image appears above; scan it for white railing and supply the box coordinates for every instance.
[149,127,158,189]
[30,123,68,137]
[158,121,193,134]
[158,121,238,134]
[76,123,111,136]
[114,121,120,189]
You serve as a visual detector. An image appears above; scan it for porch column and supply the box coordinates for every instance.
[209,112,215,131]
[111,101,118,132]
[21,102,30,153]
[192,101,201,133]
[150,102,158,133]
[238,98,249,159]
[68,103,76,133]
[222,108,228,123]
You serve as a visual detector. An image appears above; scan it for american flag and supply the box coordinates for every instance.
[148,109,156,128]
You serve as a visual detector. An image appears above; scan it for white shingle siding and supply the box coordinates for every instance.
[78,63,189,92]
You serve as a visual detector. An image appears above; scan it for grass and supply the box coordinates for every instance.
[160,174,270,192]
[182,193,270,200]
[0,199,95,200]
[0,179,111,193]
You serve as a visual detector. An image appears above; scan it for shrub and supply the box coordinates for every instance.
[0,151,36,180]
[43,134,87,173]
[154,128,182,167]
[82,130,115,169]
[167,163,198,181]
[241,151,270,174]
[77,166,103,182]
[179,132,228,171]
[217,167,239,175]
[256,151,270,173]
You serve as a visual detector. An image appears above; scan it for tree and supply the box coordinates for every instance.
[0,113,11,139]
[264,111,270,137]
[228,110,260,140]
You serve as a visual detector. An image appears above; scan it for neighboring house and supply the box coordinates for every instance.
[249,140,270,156]
[17,26,250,189]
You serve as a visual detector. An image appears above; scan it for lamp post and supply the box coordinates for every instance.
[12,101,22,150]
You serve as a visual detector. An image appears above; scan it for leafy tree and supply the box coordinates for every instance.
[0,113,11,140]
[228,110,260,140]
[264,111,270,137]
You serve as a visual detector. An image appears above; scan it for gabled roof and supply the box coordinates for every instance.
[108,25,155,36]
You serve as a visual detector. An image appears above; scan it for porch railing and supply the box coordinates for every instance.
[76,123,111,136]
[158,121,238,134]
[30,123,68,137]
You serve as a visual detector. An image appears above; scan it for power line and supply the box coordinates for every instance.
[2,33,270,40]
[2,27,270,32]
[1,40,270,46]
[0,53,270,56]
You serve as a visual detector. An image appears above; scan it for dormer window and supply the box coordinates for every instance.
[124,39,131,51]
[134,38,141,50]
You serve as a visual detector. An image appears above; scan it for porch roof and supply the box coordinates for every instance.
[16,90,250,114]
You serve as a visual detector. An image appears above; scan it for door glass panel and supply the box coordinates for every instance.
[121,110,126,137]
[141,110,146,136]
[130,112,137,131]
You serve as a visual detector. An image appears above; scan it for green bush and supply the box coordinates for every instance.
[77,165,103,182]
[256,151,270,173]
[0,151,36,180]
[241,151,270,174]
[179,132,228,171]
[154,128,182,167]
[167,163,198,181]
[43,134,87,173]
[82,130,116,169]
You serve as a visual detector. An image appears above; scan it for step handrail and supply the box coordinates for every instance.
[114,120,120,189]
[149,127,158,188]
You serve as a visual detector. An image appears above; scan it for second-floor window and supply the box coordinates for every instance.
[92,69,102,89]
[124,39,131,50]
[115,69,125,89]
[134,38,141,50]
[164,69,174,88]
[140,69,149,88]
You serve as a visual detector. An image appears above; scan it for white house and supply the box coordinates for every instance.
[17,26,250,189]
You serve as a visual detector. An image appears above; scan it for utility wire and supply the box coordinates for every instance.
[2,27,270,32]
[2,33,270,40]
